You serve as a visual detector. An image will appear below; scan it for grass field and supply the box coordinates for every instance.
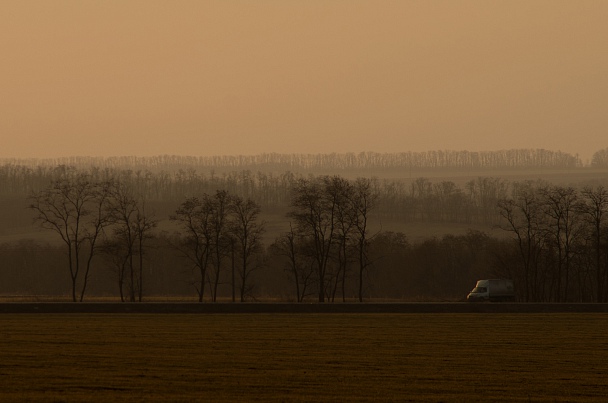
[1,314,607,402]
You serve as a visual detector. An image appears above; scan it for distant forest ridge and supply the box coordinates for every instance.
[2,148,608,172]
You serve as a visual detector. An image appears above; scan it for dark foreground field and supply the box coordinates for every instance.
[2,302,608,313]
[1,313,608,402]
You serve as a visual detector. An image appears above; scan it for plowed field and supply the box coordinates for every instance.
[1,314,607,402]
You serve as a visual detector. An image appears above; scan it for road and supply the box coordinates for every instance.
[1,302,608,313]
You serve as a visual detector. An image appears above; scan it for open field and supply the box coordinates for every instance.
[1,314,608,402]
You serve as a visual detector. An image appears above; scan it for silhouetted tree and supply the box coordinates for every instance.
[270,223,316,302]
[208,190,232,302]
[106,181,157,302]
[497,181,547,301]
[352,178,378,302]
[229,194,265,301]
[325,176,354,302]
[288,177,338,302]
[591,147,608,168]
[578,186,608,301]
[28,171,113,301]
[539,185,585,301]
[171,197,213,302]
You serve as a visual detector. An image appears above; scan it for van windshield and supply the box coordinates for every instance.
[472,287,487,293]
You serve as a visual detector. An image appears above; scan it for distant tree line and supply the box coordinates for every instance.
[5,147,608,174]
[2,161,602,229]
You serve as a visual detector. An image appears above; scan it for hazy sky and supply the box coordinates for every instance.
[2,1,607,161]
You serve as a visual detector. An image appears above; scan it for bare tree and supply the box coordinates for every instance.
[171,197,213,302]
[591,147,608,168]
[106,182,157,302]
[172,191,235,302]
[539,185,585,301]
[288,177,338,302]
[326,176,354,302]
[101,238,129,302]
[578,186,608,302]
[286,175,378,302]
[352,178,378,302]
[134,200,157,302]
[106,182,138,301]
[208,190,232,302]
[497,181,548,301]
[271,223,316,302]
[28,170,112,301]
[229,194,265,301]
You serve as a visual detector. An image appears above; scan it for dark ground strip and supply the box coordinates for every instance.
[1,302,608,314]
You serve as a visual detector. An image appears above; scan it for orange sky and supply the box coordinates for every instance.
[1,1,607,161]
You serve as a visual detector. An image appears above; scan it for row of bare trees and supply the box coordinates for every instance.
[28,169,157,302]
[27,168,267,302]
[171,190,265,302]
[497,183,608,302]
[26,170,379,303]
[271,176,377,302]
[0,230,496,301]
[21,165,608,302]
